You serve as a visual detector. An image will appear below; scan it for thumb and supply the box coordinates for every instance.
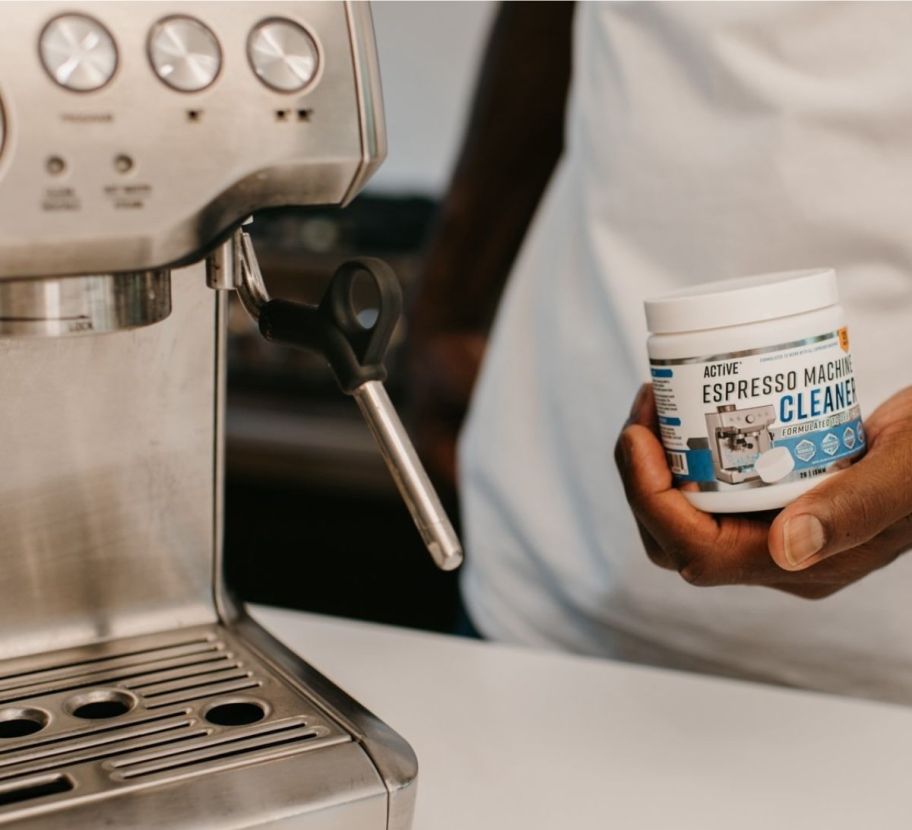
[769,435,912,571]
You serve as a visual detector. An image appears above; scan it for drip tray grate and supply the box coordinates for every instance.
[0,624,351,819]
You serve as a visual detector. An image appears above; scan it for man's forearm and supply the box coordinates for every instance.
[412,2,575,336]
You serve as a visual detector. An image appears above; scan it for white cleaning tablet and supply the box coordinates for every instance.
[755,447,795,484]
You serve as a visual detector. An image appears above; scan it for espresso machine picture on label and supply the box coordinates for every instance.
[705,403,777,484]
[0,3,461,828]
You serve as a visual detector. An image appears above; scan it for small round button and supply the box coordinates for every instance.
[46,156,67,176]
[148,16,222,93]
[113,154,134,174]
[39,14,118,92]
[247,18,319,93]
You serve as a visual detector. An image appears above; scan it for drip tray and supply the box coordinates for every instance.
[0,623,382,828]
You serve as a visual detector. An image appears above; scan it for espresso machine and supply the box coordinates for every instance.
[705,403,777,484]
[0,3,461,827]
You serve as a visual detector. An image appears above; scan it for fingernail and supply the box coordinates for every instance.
[783,514,827,566]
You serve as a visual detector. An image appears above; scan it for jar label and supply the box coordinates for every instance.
[649,328,865,491]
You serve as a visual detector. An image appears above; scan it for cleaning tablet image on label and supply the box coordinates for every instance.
[755,447,795,484]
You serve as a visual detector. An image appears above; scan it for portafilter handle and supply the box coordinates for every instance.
[223,229,463,573]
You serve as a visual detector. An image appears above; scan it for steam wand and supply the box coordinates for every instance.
[208,228,464,572]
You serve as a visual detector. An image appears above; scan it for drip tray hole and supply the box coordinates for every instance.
[73,701,129,719]
[204,700,266,726]
[0,708,49,739]
[65,689,136,720]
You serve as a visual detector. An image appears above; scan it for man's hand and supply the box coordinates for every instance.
[614,385,912,599]
[408,331,487,493]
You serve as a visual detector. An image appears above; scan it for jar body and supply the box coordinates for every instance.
[647,304,865,513]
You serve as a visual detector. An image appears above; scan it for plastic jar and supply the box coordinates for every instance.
[644,269,865,513]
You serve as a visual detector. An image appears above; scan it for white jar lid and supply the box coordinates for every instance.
[644,268,839,334]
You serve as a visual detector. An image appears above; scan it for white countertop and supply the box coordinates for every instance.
[252,605,912,829]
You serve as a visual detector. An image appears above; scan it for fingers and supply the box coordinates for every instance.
[634,518,676,571]
[616,388,777,586]
[616,386,682,571]
[617,408,709,552]
[853,386,912,440]
[626,383,657,431]
[767,516,912,598]
[769,417,912,571]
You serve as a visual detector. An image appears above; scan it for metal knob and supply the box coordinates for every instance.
[148,16,222,93]
[40,14,118,92]
[247,19,319,93]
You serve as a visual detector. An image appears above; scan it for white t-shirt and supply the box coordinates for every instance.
[459,2,912,703]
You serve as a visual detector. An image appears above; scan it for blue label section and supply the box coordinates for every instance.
[670,417,865,484]
[669,449,716,482]
[658,416,681,426]
[773,417,865,472]
[651,368,673,378]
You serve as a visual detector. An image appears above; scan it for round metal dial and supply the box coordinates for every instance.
[39,14,118,92]
[148,16,222,93]
[247,19,319,93]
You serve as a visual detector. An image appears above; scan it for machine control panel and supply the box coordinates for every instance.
[0,2,385,279]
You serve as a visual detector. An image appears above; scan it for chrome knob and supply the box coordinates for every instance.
[39,14,118,92]
[148,16,222,93]
[247,19,319,93]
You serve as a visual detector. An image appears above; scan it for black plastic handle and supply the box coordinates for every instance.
[258,257,402,394]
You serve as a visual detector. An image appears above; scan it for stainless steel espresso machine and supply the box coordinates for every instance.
[0,3,461,827]
[705,404,777,484]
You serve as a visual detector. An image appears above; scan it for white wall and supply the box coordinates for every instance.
[367,1,497,196]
